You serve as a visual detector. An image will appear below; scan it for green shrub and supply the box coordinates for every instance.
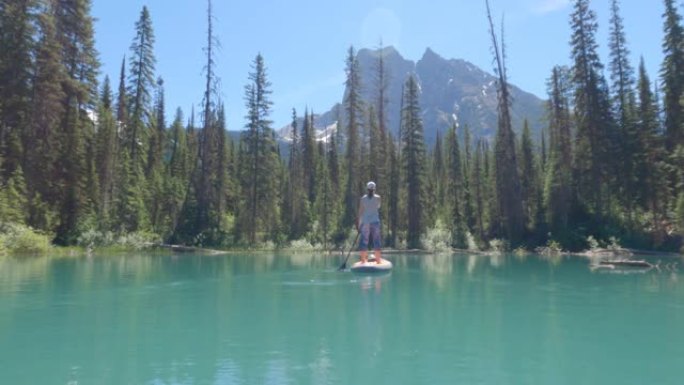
[536,239,563,256]
[421,220,452,252]
[0,223,51,256]
[77,229,116,248]
[465,232,481,252]
[116,231,161,250]
[288,239,317,251]
[76,229,160,251]
[488,238,509,254]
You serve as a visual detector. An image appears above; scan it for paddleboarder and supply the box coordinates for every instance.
[357,181,383,264]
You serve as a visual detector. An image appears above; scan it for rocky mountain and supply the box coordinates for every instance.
[279,46,546,146]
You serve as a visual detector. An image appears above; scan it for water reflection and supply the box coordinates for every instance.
[421,253,453,289]
[2,252,684,385]
[356,272,391,293]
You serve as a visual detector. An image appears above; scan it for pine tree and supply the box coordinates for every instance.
[609,0,639,221]
[147,77,165,176]
[486,0,524,242]
[569,0,616,219]
[472,139,486,242]
[519,120,537,232]
[313,140,334,247]
[117,57,128,127]
[544,66,574,235]
[285,108,306,239]
[401,75,427,248]
[462,124,475,232]
[54,0,100,243]
[115,150,148,232]
[368,105,384,185]
[373,43,389,204]
[661,0,684,150]
[165,108,189,238]
[241,53,280,243]
[637,59,670,244]
[342,46,364,230]
[0,0,37,178]
[430,131,446,224]
[384,132,398,247]
[95,77,118,224]
[446,123,466,247]
[302,109,317,202]
[127,5,156,166]
[0,166,28,225]
[27,3,65,229]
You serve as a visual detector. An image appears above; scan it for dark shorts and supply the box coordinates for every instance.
[359,222,382,249]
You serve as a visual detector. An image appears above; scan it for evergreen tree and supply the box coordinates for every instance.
[544,66,574,235]
[430,132,446,224]
[147,77,165,176]
[0,166,28,225]
[637,59,670,244]
[661,0,684,150]
[127,5,156,166]
[313,140,334,247]
[373,42,389,216]
[285,108,307,239]
[387,131,400,247]
[115,150,148,232]
[446,123,466,247]
[27,3,65,229]
[368,105,384,185]
[462,124,475,232]
[95,77,118,224]
[519,120,538,232]
[117,57,128,127]
[301,109,316,202]
[240,54,280,243]
[54,0,100,243]
[0,0,37,178]
[342,46,364,230]
[609,0,639,221]
[472,140,486,242]
[486,0,524,242]
[165,108,189,238]
[401,75,427,248]
[569,0,616,219]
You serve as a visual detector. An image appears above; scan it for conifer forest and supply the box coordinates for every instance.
[1,0,683,253]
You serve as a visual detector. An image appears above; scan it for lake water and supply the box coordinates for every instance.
[1,252,682,384]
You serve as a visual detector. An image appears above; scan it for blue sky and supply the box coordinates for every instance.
[92,0,666,130]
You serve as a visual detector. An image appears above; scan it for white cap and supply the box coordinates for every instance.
[367,181,376,190]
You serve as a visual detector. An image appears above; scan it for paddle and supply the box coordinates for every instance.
[337,230,361,271]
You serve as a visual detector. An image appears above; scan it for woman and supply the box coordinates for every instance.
[356,181,383,264]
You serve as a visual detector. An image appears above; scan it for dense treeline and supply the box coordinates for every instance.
[0,0,683,252]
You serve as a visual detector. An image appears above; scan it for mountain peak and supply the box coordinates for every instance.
[358,45,403,61]
[279,46,545,146]
[421,47,444,62]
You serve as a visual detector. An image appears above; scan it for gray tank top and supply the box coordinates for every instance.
[360,194,381,224]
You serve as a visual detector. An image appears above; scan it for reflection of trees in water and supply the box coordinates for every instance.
[421,253,454,289]
[0,256,50,296]
[488,253,504,268]
[467,254,479,275]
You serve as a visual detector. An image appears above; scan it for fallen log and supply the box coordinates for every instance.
[599,259,653,268]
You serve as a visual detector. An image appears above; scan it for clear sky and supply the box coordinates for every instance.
[92,0,666,130]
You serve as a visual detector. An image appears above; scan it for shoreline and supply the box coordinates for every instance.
[2,243,682,259]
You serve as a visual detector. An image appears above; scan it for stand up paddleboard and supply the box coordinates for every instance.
[350,257,393,273]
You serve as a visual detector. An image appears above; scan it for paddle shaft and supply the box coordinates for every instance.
[338,230,361,271]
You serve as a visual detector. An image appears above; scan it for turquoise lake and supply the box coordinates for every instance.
[1,252,683,384]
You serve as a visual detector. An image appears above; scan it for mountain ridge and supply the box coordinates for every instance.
[278,46,546,146]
